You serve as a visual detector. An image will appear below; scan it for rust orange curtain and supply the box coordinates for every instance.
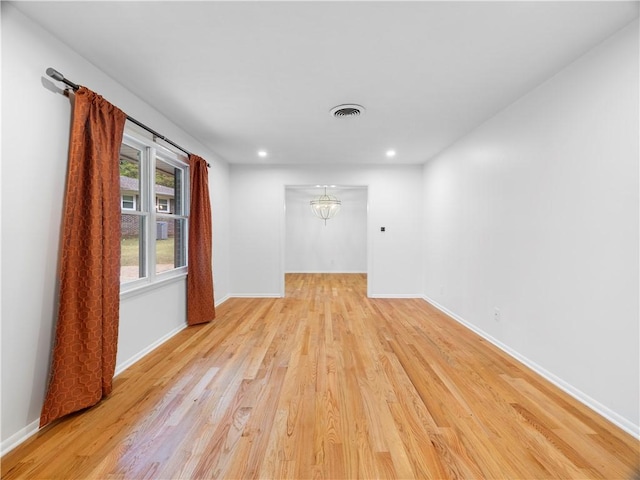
[187,154,216,325]
[40,87,126,427]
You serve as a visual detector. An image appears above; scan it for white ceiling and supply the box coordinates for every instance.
[12,1,639,165]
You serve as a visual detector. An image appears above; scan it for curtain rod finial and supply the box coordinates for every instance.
[46,67,64,82]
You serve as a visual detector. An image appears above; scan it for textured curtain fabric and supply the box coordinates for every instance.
[187,155,216,325]
[40,87,126,427]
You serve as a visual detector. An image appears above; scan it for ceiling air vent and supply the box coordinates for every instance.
[330,104,365,118]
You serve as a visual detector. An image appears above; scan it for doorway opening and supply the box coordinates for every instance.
[283,185,368,297]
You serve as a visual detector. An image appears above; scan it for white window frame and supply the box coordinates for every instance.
[156,197,169,212]
[122,194,136,210]
[120,130,189,295]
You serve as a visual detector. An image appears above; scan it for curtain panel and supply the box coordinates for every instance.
[187,155,216,325]
[40,87,126,427]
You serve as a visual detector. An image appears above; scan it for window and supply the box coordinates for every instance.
[156,198,169,212]
[119,131,189,290]
[122,195,136,210]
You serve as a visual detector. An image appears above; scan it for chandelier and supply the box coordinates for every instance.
[310,186,341,225]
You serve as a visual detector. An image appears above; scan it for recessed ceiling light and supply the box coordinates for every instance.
[386,150,396,158]
[257,150,268,158]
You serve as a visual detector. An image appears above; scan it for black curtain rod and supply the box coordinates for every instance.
[46,67,210,167]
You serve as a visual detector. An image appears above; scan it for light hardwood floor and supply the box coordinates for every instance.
[2,273,638,479]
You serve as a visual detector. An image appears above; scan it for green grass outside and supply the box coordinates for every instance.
[121,237,175,266]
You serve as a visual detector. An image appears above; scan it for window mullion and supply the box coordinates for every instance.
[147,145,157,283]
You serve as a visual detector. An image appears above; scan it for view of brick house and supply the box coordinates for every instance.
[120,176,176,238]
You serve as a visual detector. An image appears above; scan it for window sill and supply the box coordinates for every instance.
[120,271,187,300]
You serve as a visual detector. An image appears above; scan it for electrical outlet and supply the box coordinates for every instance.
[494,307,501,322]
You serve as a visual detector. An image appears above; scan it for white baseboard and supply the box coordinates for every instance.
[115,324,188,376]
[285,270,367,274]
[229,293,283,298]
[1,419,40,457]
[7,295,634,458]
[117,294,233,377]
[422,295,640,439]
[3,323,191,456]
[2,324,190,455]
[368,293,423,299]
[215,295,230,307]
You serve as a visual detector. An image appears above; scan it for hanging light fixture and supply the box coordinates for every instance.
[310,186,341,225]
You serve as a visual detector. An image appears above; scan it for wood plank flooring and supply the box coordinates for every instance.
[2,273,638,479]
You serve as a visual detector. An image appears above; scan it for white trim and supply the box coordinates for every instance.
[285,270,367,274]
[1,419,40,457]
[120,129,190,293]
[156,197,170,212]
[229,293,283,298]
[215,295,230,307]
[422,295,640,440]
[120,272,187,300]
[6,294,634,457]
[121,194,137,210]
[1,316,193,456]
[280,186,286,297]
[114,323,187,377]
[368,293,423,299]
[281,184,371,298]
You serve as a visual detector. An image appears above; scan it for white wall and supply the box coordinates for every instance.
[285,187,367,273]
[0,4,230,451]
[230,165,423,297]
[2,0,636,455]
[422,21,639,434]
